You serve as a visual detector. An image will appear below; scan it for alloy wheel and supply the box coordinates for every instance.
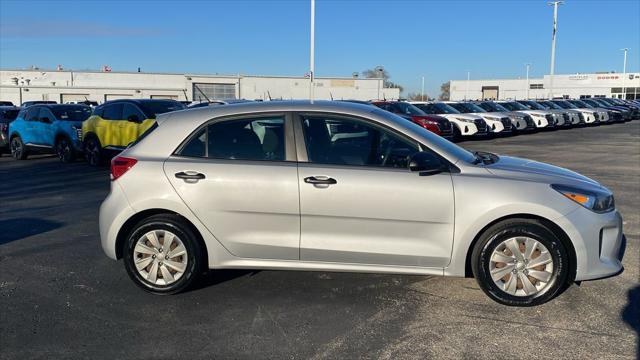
[57,139,71,162]
[11,138,22,159]
[133,229,188,286]
[489,236,555,297]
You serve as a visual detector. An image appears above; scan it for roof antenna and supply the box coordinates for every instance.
[267,91,272,101]
[330,92,334,100]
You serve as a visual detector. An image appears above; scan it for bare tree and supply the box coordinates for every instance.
[439,81,450,100]
[406,92,433,101]
[362,67,404,92]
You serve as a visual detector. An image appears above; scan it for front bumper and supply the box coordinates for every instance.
[555,207,625,281]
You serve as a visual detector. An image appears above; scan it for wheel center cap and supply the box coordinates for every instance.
[516,262,525,271]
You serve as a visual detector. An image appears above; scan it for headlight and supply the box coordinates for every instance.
[531,113,544,118]
[551,184,615,213]
[456,117,474,123]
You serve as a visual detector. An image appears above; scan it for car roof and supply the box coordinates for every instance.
[99,98,180,107]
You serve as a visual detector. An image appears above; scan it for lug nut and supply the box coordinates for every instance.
[152,255,156,259]
[159,262,163,266]
[165,255,169,260]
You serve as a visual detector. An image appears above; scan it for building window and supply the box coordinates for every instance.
[611,87,623,93]
[193,83,236,101]
[529,84,544,89]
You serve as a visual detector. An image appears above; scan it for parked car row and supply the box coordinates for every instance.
[1,97,639,165]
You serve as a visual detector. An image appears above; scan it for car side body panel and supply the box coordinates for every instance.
[82,115,155,148]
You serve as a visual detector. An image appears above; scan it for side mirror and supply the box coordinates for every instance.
[40,117,51,123]
[408,151,448,176]
[127,115,140,122]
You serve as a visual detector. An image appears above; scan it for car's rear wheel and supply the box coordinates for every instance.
[471,218,571,306]
[55,136,75,163]
[10,136,27,160]
[84,136,103,166]
[453,124,462,141]
[123,214,203,294]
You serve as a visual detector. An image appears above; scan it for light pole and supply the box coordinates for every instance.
[465,71,470,100]
[525,63,531,99]
[421,76,425,101]
[309,0,315,101]
[375,66,384,99]
[547,1,563,99]
[621,48,628,99]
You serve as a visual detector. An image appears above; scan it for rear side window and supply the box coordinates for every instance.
[102,104,123,120]
[0,109,19,121]
[177,116,286,161]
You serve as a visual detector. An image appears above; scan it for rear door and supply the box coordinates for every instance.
[295,113,455,267]
[163,113,301,260]
[22,107,42,145]
[98,103,123,148]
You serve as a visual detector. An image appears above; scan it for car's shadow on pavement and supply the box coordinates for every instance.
[186,269,262,293]
[622,285,640,355]
[0,217,63,245]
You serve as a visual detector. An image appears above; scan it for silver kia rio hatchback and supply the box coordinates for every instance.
[100,101,625,306]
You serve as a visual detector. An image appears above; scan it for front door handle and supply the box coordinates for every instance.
[175,171,205,181]
[304,176,337,185]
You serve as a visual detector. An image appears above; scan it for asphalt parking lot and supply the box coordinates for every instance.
[0,121,638,359]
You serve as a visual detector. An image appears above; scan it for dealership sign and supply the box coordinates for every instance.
[569,74,589,80]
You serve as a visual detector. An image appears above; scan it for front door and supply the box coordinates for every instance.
[164,114,300,260]
[296,113,455,267]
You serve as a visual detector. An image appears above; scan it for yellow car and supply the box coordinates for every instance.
[82,99,185,166]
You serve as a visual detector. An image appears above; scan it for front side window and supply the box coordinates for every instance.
[51,106,92,121]
[122,104,146,122]
[301,115,419,169]
[102,104,124,120]
[26,107,41,121]
[177,116,286,161]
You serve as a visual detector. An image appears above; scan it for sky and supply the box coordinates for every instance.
[1,0,639,97]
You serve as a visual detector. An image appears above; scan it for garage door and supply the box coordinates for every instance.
[61,94,90,103]
[104,94,133,101]
[150,95,178,100]
[193,83,236,101]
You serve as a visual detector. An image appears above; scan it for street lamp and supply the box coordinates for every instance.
[309,0,315,101]
[547,1,564,99]
[525,63,531,99]
[421,76,425,101]
[465,70,470,100]
[621,48,629,99]
[375,65,384,99]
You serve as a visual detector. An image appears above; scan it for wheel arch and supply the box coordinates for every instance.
[115,208,209,269]
[463,213,577,282]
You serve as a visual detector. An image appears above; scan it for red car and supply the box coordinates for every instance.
[371,101,453,139]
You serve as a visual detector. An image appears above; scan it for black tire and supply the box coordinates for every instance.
[10,136,27,160]
[55,136,76,163]
[453,124,462,142]
[84,135,103,166]
[123,214,203,294]
[471,218,571,306]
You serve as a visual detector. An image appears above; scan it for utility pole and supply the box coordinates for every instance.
[421,76,425,101]
[525,63,531,99]
[309,0,315,101]
[547,1,563,99]
[621,48,628,99]
[465,71,470,100]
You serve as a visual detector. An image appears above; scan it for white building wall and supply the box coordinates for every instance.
[450,72,640,101]
[0,69,400,105]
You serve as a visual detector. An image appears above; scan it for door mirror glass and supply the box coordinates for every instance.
[408,151,447,175]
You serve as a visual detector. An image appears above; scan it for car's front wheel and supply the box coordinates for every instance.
[84,136,103,166]
[471,218,571,306]
[10,136,27,160]
[55,136,75,163]
[123,214,203,294]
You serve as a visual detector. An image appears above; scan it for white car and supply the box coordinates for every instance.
[410,102,489,139]
[553,100,607,124]
[567,99,610,123]
[535,101,578,127]
[476,101,537,132]
[497,101,552,129]
[445,101,513,134]
[517,100,567,128]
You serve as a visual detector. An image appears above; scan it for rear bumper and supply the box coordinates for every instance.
[99,181,135,260]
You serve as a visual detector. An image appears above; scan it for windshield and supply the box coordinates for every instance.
[500,102,528,111]
[371,108,476,164]
[552,101,576,109]
[138,100,186,119]
[538,101,562,110]
[518,100,547,110]
[415,103,461,114]
[451,102,487,113]
[583,99,601,107]
[51,105,92,121]
[480,102,509,112]
[569,100,592,108]
[394,102,427,116]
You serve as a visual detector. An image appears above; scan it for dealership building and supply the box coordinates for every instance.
[450,72,640,101]
[0,69,400,105]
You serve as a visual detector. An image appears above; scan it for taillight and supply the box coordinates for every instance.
[110,156,137,181]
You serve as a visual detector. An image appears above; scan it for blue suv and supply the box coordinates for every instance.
[9,104,92,162]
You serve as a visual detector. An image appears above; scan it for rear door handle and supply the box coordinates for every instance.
[175,171,205,181]
[304,176,337,185]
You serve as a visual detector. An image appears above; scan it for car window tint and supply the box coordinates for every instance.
[207,117,285,161]
[301,115,419,168]
[179,127,206,157]
[40,108,56,122]
[122,103,146,122]
[26,107,41,121]
[102,104,123,120]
